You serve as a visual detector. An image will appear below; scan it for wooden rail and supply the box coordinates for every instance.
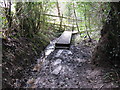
[43,14,82,22]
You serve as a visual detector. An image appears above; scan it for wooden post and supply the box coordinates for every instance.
[59,14,63,31]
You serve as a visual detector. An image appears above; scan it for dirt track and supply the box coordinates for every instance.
[26,41,119,88]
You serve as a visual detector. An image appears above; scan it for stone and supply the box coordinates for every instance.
[67,51,72,55]
[45,49,54,56]
[55,50,63,57]
[27,78,35,84]
[64,50,72,55]
[52,65,62,75]
[53,59,62,66]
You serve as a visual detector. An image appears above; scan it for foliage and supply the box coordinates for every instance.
[75,2,111,39]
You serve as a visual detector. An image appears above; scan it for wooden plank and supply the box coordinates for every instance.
[43,14,82,21]
[55,31,72,49]
[56,31,72,45]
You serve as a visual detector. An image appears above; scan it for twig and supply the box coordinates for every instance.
[99,84,105,90]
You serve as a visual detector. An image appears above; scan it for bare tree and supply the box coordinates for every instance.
[73,2,80,34]
[56,0,63,31]
[84,3,92,42]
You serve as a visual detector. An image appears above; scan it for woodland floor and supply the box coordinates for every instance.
[24,39,119,88]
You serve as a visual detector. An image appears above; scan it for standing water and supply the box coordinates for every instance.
[45,38,59,56]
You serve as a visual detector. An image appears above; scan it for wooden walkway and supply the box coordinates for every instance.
[55,31,73,49]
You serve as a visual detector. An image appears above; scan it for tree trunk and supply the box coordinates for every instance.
[4,1,12,28]
[56,0,62,31]
[73,3,80,34]
[4,0,12,36]
[56,0,60,17]
[84,3,92,42]
[8,1,12,28]
[92,2,120,68]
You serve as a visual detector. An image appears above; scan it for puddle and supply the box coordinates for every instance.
[45,39,58,56]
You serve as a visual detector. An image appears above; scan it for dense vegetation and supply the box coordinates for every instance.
[1,1,120,88]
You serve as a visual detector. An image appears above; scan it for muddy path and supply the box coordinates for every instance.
[25,40,119,88]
